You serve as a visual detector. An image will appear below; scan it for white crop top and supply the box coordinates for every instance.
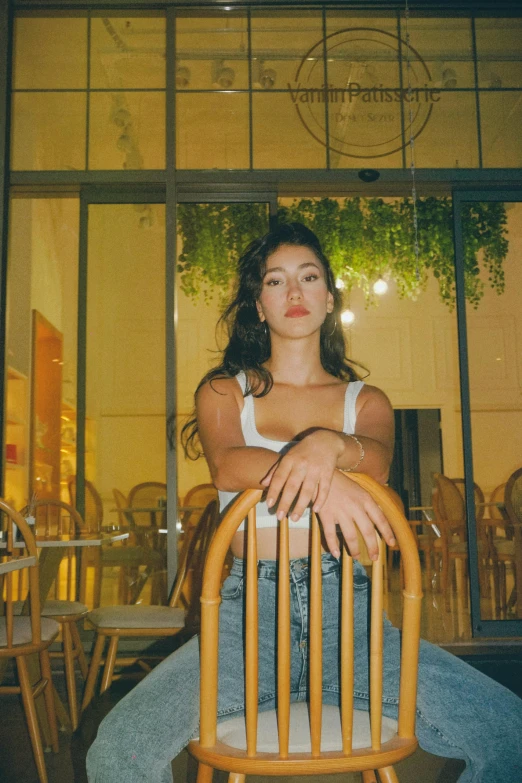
[218,372,365,530]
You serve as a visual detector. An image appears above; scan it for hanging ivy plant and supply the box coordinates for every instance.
[176,198,508,309]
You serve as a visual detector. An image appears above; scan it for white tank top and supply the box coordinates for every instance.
[218,372,365,530]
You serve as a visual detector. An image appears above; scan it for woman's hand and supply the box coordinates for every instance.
[317,471,396,560]
[261,429,344,522]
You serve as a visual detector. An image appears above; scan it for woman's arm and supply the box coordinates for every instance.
[262,384,394,523]
[196,378,279,491]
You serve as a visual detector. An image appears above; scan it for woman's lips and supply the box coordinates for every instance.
[285,306,310,318]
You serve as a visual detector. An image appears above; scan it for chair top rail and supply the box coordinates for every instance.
[0,555,37,574]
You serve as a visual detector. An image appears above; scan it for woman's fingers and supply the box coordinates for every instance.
[320,518,343,559]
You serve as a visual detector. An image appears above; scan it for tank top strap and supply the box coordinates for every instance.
[344,380,365,434]
[236,370,247,395]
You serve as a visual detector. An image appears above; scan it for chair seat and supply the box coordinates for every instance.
[88,605,185,629]
[13,599,88,617]
[0,616,60,648]
[42,599,89,617]
[216,702,398,753]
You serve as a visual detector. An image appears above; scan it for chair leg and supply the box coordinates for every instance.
[100,635,119,694]
[39,649,59,752]
[362,771,378,783]
[71,621,89,679]
[196,763,214,783]
[62,621,79,731]
[378,766,399,783]
[228,774,245,783]
[16,655,49,783]
[81,633,105,712]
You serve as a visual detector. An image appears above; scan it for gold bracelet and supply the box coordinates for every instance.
[346,434,365,472]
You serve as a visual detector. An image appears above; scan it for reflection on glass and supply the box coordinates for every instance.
[176,92,249,169]
[411,91,478,168]
[90,16,166,89]
[475,18,522,89]
[11,93,87,171]
[89,91,165,170]
[4,198,79,511]
[327,94,403,168]
[251,9,324,89]
[400,16,474,89]
[480,93,522,168]
[253,92,326,168]
[13,16,87,89]
[176,12,249,90]
[86,204,166,608]
[464,201,522,620]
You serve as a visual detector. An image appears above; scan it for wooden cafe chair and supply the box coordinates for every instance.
[0,498,59,783]
[188,473,422,783]
[81,498,220,712]
[69,477,163,607]
[17,499,89,731]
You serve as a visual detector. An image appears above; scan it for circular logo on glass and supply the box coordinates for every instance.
[291,27,439,160]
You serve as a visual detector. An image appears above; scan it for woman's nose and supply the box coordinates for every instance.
[288,281,302,300]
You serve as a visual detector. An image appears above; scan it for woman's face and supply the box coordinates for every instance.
[256,244,334,338]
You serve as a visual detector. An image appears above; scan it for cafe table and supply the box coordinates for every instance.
[0,529,128,742]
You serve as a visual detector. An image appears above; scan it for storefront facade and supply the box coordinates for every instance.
[1,0,522,644]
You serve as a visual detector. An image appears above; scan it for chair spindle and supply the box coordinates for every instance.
[309,511,322,757]
[341,547,354,754]
[245,507,258,756]
[370,536,385,750]
[277,515,290,758]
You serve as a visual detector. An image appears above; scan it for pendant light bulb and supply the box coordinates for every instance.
[341,309,355,326]
[373,278,388,296]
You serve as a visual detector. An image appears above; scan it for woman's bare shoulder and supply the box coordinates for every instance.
[196,376,243,407]
[356,383,393,411]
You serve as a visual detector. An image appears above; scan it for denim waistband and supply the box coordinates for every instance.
[230,553,341,582]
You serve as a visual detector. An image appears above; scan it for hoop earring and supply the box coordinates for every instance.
[326,313,337,337]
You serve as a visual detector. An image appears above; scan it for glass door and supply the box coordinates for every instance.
[453,189,522,638]
[79,194,167,609]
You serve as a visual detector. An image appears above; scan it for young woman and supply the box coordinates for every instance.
[87,223,522,783]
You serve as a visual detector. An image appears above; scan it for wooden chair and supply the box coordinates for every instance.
[0,499,59,783]
[17,500,89,731]
[81,498,220,712]
[432,475,491,611]
[69,477,163,607]
[188,473,422,783]
[500,467,522,617]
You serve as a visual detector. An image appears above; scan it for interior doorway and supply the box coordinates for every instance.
[389,409,443,516]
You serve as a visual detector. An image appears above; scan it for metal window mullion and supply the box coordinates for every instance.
[396,11,407,171]
[86,12,91,172]
[470,17,483,169]
[166,5,178,590]
[321,6,330,171]
[247,7,253,171]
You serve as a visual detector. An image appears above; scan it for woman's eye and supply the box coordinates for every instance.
[303,274,319,282]
[265,279,281,286]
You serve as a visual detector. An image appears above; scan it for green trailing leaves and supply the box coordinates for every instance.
[176,198,508,309]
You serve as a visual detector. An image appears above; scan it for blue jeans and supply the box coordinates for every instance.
[87,555,522,782]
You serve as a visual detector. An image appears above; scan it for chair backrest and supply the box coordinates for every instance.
[127,482,167,528]
[168,499,220,625]
[0,498,42,651]
[113,488,134,529]
[450,478,485,521]
[489,483,507,521]
[197,473,422,760]
[19,498,84,538]
[505,467,522,525]
[183,483,218,510]
[68,477,103,534]
[432,474,466,536]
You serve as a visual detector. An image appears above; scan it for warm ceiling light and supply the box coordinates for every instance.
[373,278,388,296]
[213,60,235,89]
[335,278,345,290]
[260,67,277,89]
[341,309,355,326]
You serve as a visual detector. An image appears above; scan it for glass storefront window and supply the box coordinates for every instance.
[480,93,522,168]
[89,91,165,170]
[13,16,87,90]
[475,18,522,89]
[90,16,166,90]
[4,197,79,509]
[176,92,249,169]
